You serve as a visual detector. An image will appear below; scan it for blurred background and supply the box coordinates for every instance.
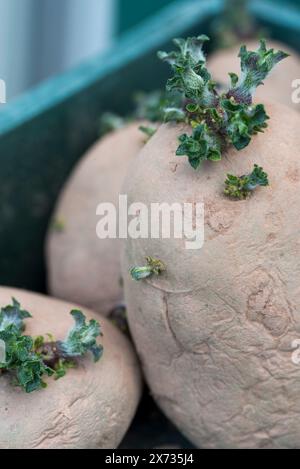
[0,0,175,101]
[1,0,299,101]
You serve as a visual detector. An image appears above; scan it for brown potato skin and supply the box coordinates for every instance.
[46,123,147,316]
[208,40,300,112]
[0,287,142,449]
[122,103,300,448]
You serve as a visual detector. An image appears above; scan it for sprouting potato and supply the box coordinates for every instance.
[122,37,300,448]
[0,287,141,449]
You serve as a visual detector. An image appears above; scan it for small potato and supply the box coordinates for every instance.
[0,287,142,449]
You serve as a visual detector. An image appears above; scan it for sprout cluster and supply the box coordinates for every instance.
[158,37,288,169]
[130,257,166,281]
[0,298,103,393]
[224,164,269,199]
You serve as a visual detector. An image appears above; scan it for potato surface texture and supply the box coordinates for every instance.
[208,40,300,112]
[122,103,300,448]
[0,287,142,449]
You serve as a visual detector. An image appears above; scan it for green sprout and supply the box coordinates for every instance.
[0,299,103,393]
[224,164,269,199]
[51,217,65,233]
[0,298,31,334]
[130,257,166,281]
[99,112,127,136]
[56,310,103,362]
[158,37,288,169]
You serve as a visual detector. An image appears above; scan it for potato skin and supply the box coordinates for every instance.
[0,287,142,449]
[46,123,147,316]
[122,103,300,448]
[208,40,300,112]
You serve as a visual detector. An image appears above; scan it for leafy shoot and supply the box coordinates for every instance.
[158,37,288,169]
[224,164,269,199]
[130,257,166,281]
[0,299,103,393]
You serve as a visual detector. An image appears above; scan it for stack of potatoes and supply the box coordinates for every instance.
[46,40,300,449]
[0,120,149,449]
[1,38,300,449]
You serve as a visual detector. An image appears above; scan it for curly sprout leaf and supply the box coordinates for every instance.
[228,39,289,103]
[164,107,186,122]
[176,124,222,168]
[159,37,288,169]
[53,358,76,381]
[139,125,157,140]
[16,358,54,393]
[158,36,216,107]
[0,328,54,393]
[0,299,103,393]
[0,298,31,334]
[223,101,269,150]
[224,164,269,199]
[158,35,209,67]
[57,310,103,362]
[130,257,166,281]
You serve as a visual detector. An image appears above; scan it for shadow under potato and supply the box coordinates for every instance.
[120,388,195,450]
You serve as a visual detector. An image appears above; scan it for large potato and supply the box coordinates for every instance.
[0,287,142,449]
[122,102,300,448]
[208,40,300,112]
[46,123,147,316]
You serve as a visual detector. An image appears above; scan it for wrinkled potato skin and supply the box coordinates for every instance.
[46,123,147,316]
[208,40,300,112]
[122,103,300,448]
[0,287,142,449]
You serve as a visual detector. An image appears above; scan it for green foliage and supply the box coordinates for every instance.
[158,35,215,107]
[224,164,269,199]
[130,257,166,281]
[0,299,103,393]
[57,310,103,362]
[229,39,289,104]
[159,37,288,169]
[53,358,76,380]
[177,124,221,168]
[0,298,31,334]
[0,327,53,393]
[139,125,157,140]
[223,101,269,150]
